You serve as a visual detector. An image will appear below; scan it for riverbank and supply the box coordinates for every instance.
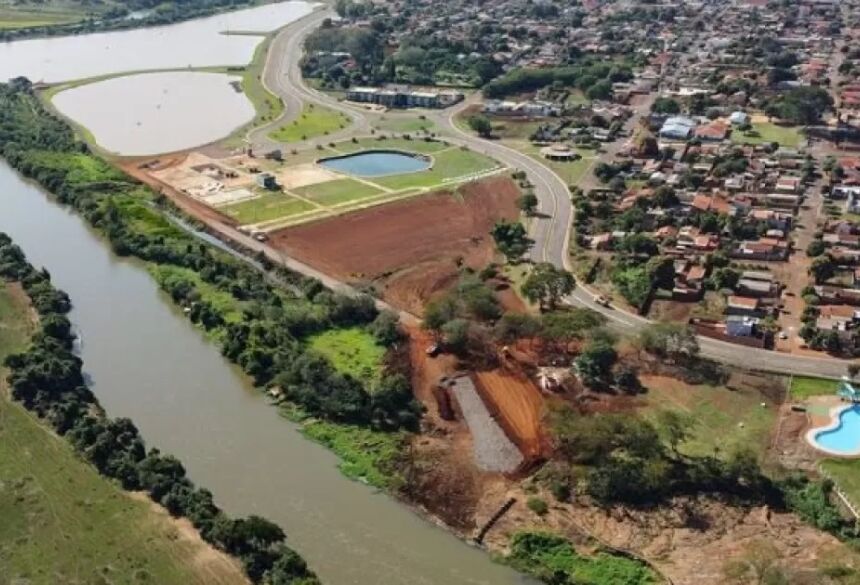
[0,0,278,41]
[0,79,537,585]
[0,238,308,584]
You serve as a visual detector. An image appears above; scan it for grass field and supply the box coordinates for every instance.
[270,104,351,143]
[821,459,860,510]
[239,35,283,129]
[293,178,384,206]
[374,116,436,134]
[0,284,245,585]
[789,376,838,400]
[334,136,450,155]
[221,191,315,224]
[0,3,88,29]
[641,375,776,459]
[731,122,803,148]
[373,147,499,190]
[508,141,597,186]
[307,326,385,388]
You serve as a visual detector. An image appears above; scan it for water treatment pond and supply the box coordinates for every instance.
[320,150,432,177]
[0,1,312,83]
[53,71,255,155]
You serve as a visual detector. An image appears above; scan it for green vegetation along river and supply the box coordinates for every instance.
[0,160,530,585]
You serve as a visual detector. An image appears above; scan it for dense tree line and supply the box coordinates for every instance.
[0,233,318,585]
[482,61,632,100]
[0,80,420,431]
[0,0,259,41]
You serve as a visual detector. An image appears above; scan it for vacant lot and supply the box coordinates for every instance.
[474,369,545,461]
[789,375,837,399]
[221,191,315,224]
[0,2,89,28]
[731,122,802,148]
[639,374,777,459]
[0,284,247,585]
[308,327,386,389]
[269,104,351,143]
[270,175,521,314]
[294,178,385,206]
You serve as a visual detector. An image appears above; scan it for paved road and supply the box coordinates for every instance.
[250,8,855,379]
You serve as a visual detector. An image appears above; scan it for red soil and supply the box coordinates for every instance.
[269,176,521,315]
[473,368,546,462]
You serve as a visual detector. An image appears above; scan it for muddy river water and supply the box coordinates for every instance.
[0,152,527,585]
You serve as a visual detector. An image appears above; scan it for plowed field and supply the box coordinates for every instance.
[268,176,520,315]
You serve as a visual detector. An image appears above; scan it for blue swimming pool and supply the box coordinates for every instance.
[813,404,860,455]
[319,150,431,177]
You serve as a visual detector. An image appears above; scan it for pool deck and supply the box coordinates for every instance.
[804,396,860,457]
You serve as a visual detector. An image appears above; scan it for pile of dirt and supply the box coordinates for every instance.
[269,176,521,315]
[473,369,546,462]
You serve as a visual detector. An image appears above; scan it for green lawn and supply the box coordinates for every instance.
[0,285,238,585]
[307,327,385,389]
[0,5,88,28]
[731,122,802,148]
[821,459,860,509]
[220,191,315,224]
[293,178,384,206]
[149,265,246,325]
[789,376,838,400]
[270,104,351,143]
[374,116,436,134]
[301,420,406,489]
[372,147,499,191]
[507,141,596,187]
[641,377,776,460]
[505,532,658,585]
[334,136,450,155]
[239,34,284,129]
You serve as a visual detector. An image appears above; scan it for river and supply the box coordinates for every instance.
[0,1,313,83]
[0,162,529,585]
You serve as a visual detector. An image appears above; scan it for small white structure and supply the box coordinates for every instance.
[729,111,749,126]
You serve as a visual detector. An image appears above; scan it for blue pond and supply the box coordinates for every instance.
[814,404,860,455]
[319,150,431,177]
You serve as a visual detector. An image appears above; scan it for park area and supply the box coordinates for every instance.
[269,104,351,143]
[731,121,803,148]
[144,136,502,231]
[270,175,522,315]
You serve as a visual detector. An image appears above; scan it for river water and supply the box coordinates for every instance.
[52,71,255,155]
[0,162,529,584]
[0,1,313,83]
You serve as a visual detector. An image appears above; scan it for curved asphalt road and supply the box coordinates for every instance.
[256,7,852,379]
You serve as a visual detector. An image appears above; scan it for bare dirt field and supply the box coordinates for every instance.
[474,369,546,463]
[269,175,521,315]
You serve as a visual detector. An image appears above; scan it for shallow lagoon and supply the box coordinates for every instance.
[53,71,255,155]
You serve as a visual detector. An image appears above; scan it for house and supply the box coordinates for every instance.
[591,232,614,250]
[256,173,277,190]
[737,277,778,297]
[815,285,860,306]
[816,305,860,332]
[694,120,729,141]
[726,315,758,337]
[659,116,696,140]
[729,111,749,126]
[727,295,761,315]
[774,176,802,194]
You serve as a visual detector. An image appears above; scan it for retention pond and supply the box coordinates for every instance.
[320,150,432,177]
